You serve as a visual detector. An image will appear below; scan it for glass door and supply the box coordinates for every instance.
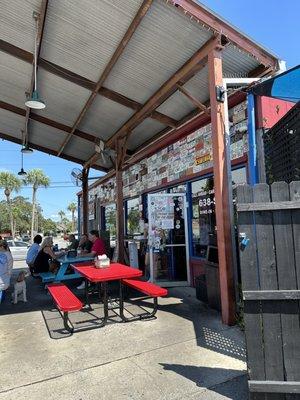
[148,193,190,287]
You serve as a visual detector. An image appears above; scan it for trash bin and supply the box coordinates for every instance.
[195,274,208,303]
[205,263,221,311]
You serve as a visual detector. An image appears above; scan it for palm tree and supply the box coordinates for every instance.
[24,169,50,241]
[58,210,66,233]
[0,172,22,238]
[67,202,77,232]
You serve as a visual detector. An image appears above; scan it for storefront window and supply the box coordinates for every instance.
[104,204,116,247]
[169,184,186,193]
[126,197,140,236]
[191,166,247,259]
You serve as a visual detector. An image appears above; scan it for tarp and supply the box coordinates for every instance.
[250,65,300,103]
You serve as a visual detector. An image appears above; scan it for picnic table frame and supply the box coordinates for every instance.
[39,255,94,283]
[72,262,143,325]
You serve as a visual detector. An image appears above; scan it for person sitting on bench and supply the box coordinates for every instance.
[76,230,106,290]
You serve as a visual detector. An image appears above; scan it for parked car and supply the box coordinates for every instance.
[21,234,31,242]
[6,240,30,261]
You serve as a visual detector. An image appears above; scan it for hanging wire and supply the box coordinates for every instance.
[34,14,38,92]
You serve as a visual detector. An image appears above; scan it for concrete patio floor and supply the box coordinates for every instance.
[0,265,248,400]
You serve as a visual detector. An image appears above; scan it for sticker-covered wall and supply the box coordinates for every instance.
[88,101,248,207]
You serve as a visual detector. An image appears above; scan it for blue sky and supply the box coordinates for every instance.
[0,0,299,220]
[0,143,104,220]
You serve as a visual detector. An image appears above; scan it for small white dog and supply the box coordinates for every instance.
[12,271,27,304]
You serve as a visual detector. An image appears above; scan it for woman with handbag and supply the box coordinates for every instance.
[33,237,64,274]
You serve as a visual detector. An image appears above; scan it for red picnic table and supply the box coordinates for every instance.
[71,262,143,325]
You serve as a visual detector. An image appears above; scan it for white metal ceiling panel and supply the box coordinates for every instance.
[157,65,209,120]
[0,108,24,139]
[0,0,41,53]
[35,69,92,127]
[104,0,213,103]
[29,120,68,152]
[79,95,135,141]
[127,118,166,150]
[0,52,32,109]
[40,0,144,81]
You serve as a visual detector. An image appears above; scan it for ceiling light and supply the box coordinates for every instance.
[21,144,34,154]
[25,90,45,109]
[25,13,46,110]
[18,168,27,176]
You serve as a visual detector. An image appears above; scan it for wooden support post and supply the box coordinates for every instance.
[82,167,89,235]
[208,49,235,325]
[115,137,127,263]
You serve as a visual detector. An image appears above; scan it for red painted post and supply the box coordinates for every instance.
[208,49,236,325]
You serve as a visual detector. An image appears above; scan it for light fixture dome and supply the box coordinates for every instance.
[18,168,27,176]
[25,90,45,110]
[21,144,33,154]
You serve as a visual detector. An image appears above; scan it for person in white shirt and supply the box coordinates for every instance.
[26,235,42,276]
[2,241,13,286]
[0,240,9,303]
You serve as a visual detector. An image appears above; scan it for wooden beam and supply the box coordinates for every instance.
[84,35,222,167]
[0,40,177,128]
[0,131,107,172]
[208,48,235,325]
[107,36,221,147]
[172,0,279,69]
[237,201,300,212]
[0,100,98,143]
[57,0,154,156]
[115,138,126,263]
[249,380,300,394]
[25,1,48,144]
[243,290,300,301]
[82,168,90,235]
[176,84,210,114]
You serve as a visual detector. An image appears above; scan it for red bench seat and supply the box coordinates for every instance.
[122,279,168,297]
[47,283,83,312]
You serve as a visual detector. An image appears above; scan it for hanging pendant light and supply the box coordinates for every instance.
[21,143,33,154]
[25,13,46,110]
[18,148,27,176]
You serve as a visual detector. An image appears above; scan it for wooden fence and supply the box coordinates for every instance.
[236,181,300,399]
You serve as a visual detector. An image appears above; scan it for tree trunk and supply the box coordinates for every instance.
[31,187,37,243]
[72,211,75,232]
[6,194,15,238]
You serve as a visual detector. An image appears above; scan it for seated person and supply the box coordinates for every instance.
[26,234,42,276]
[0,240,9,303]
[78,233,92,253]
[33,237,64,274]
[67,234,79,251]
[76,230,106,289]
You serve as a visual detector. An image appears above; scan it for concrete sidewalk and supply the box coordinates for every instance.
[0,265,247,400]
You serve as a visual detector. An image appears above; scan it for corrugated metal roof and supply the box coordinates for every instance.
[157,65,209,120]
[35,69,91,127]
[0,0,40,53]
[0,109,24,139]
[79,95,135,141]
[223,44,260,77]
[41,0,143,81]
[127,118,166,150]
[104,0,213,103]
[29,120,68,152]
[0,52,32,109]
[0,0,280,171]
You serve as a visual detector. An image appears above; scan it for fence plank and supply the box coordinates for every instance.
[243,290,300,300]
[237,201,300,212]
[236,185,266,400]
[272,182,300,400]
[290,181,300,291]
[253,184,284,400]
